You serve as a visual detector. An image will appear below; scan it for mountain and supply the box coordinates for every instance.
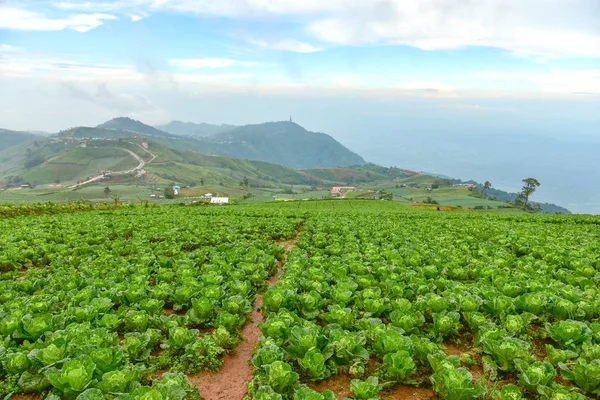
[96,117,175,138]
[155,120,367,169]
[156,121,235,137]
[200,121,366,169]
[0,129,40,152]
[0,129,572,213]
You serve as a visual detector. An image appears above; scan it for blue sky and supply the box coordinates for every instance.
[1,0,599,212]
[2,0,600,116]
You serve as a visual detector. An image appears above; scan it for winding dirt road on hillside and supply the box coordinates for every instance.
[69,145,156,188]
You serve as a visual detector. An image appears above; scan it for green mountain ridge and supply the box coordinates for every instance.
[72,117,367,169]
[201,121,366,169]
[155,121,236,137]
[0,129,41,152]
[95,117,176,138]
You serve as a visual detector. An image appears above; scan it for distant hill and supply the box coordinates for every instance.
[200,121,366,169]
[96,117,174,138]
[60,127,140,139]
[154,120,366,169]
[155,121,235,137]
[0,129,40,152]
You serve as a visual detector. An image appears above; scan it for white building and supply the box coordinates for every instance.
[210,197,229,204]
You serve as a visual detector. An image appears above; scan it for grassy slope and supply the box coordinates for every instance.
[382,186,516,209]
[19,147,138,185]
[0,130,40,152]
[0,138,61,178]
[143,141,336,187]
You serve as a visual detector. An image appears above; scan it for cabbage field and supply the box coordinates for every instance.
[1,200,599,400]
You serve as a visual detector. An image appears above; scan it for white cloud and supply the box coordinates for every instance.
[247,39,323,53]
[130,14,144,22]
[396,81,455,93]
[61,81,154,113]
[304,1,600,58]
[441,104,519,113]
[0,44,18,52]
[54,1,125,11]
[173,73,250,83]
[40,0,600,58]
[171,58,263,69]
[0,58,142,81]
[146,0,347,16]
[478,69,600,94]
[0,7,117,32]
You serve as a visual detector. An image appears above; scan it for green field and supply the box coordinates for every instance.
[17,147,139,186]
[0,200,598,399]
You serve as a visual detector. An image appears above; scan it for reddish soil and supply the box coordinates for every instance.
[12,395,42,400]
[189,229,302,400]
[310,374,437,400]
[190,295,263,400]
[382,386,437,400]
[531,337,551,361]
[163,308,185,316]
[470,364,484,380]
[308,374,353,399]
[443,343,464,357]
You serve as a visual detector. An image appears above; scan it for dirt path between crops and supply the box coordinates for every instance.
[190,228,302,400]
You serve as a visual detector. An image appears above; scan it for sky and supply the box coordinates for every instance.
[1,0,599,213]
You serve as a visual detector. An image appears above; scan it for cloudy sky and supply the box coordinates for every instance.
[1,0,599,212]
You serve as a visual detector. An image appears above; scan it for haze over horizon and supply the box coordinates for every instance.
[1,0,599,213]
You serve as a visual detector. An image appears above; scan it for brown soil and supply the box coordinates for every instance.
[382,386,437,400]
[308,374,353,399]
[443,343,464,357]
[470,364,484,380]
[190,295,263,400]
[163,308,186,316]
[12,395,42,400]
[190,228,302,400]
[310,374,437,400]
[531,337,551,361]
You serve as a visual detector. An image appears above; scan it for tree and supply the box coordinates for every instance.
[164,187,175,199]
[480,181,492,198]
[104,187,111,197]
[200,178,205,186]
[516,178,540,210]
[483,181,491,195]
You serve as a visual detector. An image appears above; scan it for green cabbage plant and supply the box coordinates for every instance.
[46,356,97,398]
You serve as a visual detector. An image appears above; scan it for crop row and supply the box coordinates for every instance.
[248,206,600,399]
[0,207,302,399]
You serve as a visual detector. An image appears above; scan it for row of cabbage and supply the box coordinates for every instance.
[0,206,302,399]
[248,205,600,399]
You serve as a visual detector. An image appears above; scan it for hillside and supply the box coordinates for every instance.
[202,121,366,168]
[139,141,333,188]
[155,121,235,137]
[96,117,175,138]
[470,184,572,214]
[0,136,334,189]
[0,129,40,152]
[19,146,139,185]
[60,127,142,139]
[0,119,572,214]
